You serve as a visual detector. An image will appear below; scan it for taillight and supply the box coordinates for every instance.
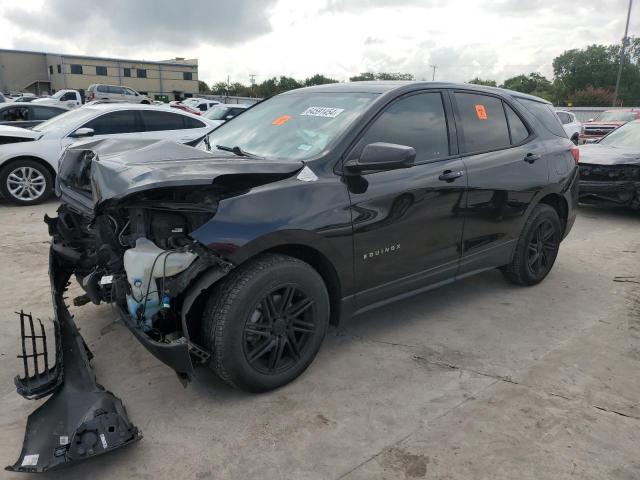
[570,145,579,164]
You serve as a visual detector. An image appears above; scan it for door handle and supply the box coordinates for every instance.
[524,153,541,164]
[438,170,464,182]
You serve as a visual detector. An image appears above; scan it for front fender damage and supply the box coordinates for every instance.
[6,249,141,473]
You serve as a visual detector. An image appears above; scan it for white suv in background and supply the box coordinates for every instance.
[0,104,216,205]
[181,97,220,112]
[87,84,152,104]
[555,110,581,145]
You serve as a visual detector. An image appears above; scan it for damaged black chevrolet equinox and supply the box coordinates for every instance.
[10,82,579,472]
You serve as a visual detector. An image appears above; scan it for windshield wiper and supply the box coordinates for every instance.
[216,144,264,159]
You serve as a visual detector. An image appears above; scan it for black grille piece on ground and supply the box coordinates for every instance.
[6,249,141,473]
[14,310,63,400]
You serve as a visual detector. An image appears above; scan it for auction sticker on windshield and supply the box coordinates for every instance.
[301,107,345,118]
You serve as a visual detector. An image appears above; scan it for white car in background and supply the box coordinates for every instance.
[180,97,220,112]
[555,110,581,145]
[202,103,251,126]
[0,104,216,205]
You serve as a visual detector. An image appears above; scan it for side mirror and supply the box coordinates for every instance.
[225,114,234,120]
[70,127,94,138]
[345,142,416,174]
[587,118,594,122]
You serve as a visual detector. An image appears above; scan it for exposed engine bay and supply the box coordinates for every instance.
[8,138,303,472]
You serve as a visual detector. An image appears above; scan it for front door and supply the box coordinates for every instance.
[450,91,549,275]
[347,91,467,308]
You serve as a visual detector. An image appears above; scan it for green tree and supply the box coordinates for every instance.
[198,80,211,94]
[349,72,376,81]
[568,87,614,107]
[304,74,338,86]
[349,72,414,81]
[500,72,554,101]
[468,78,497,86]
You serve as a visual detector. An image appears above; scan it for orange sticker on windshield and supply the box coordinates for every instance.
[475,104,488,120]
[272,115,291,125]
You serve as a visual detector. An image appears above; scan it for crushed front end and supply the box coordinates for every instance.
[9,138,302,471]
[579,163,640,208]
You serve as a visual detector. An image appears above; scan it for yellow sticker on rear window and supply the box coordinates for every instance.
[475,104,488,120]
[272,115,291,125]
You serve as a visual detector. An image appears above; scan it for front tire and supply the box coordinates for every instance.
[202,253,330,392]
[0,160,53,205]
[501,204,561,286]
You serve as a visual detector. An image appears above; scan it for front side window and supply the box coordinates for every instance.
[83,110,141,135]
[0,106,29,122]
[70,64,83,74]
[204,92,378,161]
[455,92,510,152]
[60,92,76,101]
[355,92,449,162]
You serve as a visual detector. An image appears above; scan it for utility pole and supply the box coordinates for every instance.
[430,65,437,81]
[612,0,633,107]
[249,73,256,97]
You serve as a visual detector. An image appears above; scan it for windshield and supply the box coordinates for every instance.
[599,121,640,149]
[204,105,233,120]
[201,92,378,160]
[32,108,96,132]
[50,90,67,100]
[596,111,636,122]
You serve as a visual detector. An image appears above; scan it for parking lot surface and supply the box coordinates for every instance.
[1,200,639,480]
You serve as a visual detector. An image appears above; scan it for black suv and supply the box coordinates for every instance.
[51,82,579,393]
[10,82,579,471]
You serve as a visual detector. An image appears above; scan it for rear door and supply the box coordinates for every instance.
[348,90,467,308]
[451,91,548,275]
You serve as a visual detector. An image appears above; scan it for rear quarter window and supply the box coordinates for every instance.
[517,98,567,138]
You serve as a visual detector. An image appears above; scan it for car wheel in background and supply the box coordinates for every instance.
[202,253,330,392]
[501,204,562,286]
[0,159,53,206]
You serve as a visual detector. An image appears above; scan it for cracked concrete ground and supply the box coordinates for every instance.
[1,200,639,480]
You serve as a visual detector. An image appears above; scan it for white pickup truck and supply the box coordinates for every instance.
[32,89,82,109]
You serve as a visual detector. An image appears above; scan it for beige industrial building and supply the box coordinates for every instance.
[0,49,199,102]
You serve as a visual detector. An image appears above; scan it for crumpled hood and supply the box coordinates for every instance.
[579,144,640,166]
[0,124,42,140]
[57,138,304,207]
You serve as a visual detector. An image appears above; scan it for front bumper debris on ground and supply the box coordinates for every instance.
[6,249,141,473]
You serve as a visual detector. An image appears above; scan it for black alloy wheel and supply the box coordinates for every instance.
[203,253,329,392]
[526,219,557,277]
[243,285,316,374]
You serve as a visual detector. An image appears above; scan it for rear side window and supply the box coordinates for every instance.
[31,106,64,121]
[141,110,189,131]
[517,98,567,138]
[83,110,141,135]
[454,93,510,153]
[1,106,29,121]
[504,104,530,144]
[356,92,449,162]
[556,112,572,124]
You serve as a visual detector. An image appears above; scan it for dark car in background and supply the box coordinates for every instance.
[0,103,67,128]
[579,108,640,144]
[579,120,640,208]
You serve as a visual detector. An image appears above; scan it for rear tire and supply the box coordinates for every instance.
[501,204,561,286]
[0,159,53,206]
[202,253,330,392]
